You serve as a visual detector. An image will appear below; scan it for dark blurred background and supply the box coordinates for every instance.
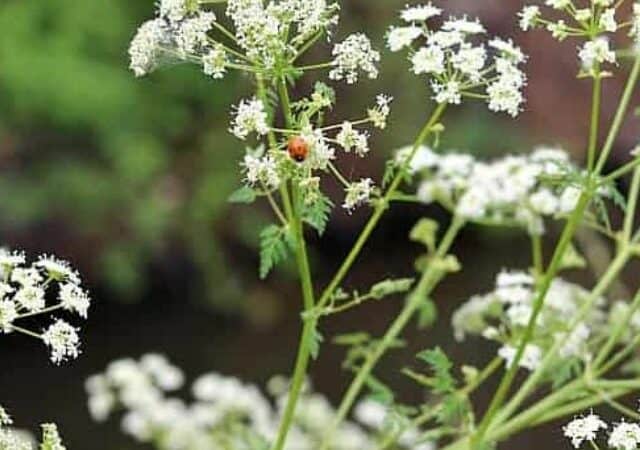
[0,0,638,448]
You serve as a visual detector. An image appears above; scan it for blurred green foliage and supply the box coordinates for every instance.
[0,0,252,307]
[0,0,525,311]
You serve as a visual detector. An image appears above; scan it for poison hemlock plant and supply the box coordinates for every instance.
[82,0,640,449]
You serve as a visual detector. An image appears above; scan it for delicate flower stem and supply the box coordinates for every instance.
[472,192,592,447]
[315,103,448,312]
[587,71,602,171]
[530,233,544,277]
[594,56,640,175]
[270,77,317,450]
[319,217,465,450]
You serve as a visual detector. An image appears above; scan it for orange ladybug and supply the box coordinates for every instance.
[287,136,309,162]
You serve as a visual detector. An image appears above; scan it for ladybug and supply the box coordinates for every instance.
[287,136,309,163]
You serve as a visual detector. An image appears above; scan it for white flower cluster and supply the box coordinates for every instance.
[452,270,607,371]
[0,406,66,450]
[564,412,640,450]
[129,0,363,78]
[401,146,588,235]
[234,86,391,213]
[0,250,91,364]
[87,354,429,450]
[519,0,640,76]
[388,4,527,116]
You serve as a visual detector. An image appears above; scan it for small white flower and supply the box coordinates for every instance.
[59,283,91,318]
[608,422,640,450]
[14,285,46,313]
[498,344,542,371]
[368,95,393,129]
[490,38,526,64]
[175,12,216,55]
[428,30,464,48]
[546,0,572,9]
[42,319,81,364]
[0,250,25,269]
[519,6,540,31]
[343,179,375,211]
[0,406,11,426]
[487,78,524,117]
[128,19,170,77]
[202,44,227,79]
[575,9,592,22]
[401,4,442,23]
[579,37,616,71]
[452,44,487,81]
[563,413,608,448]
[302,127,336,170]
[336,122,370,156]
[36,255,78,283]
[412,45,445,75]
[159,0,191,23]
[0,301,16,333]
[529,189,559,215]
[140,353,185,391]
[230,98,270,140]
[387,26,423,52]
[11,267,43,287]
[330,34,380,84]
[41,423,66,450]
[243,154,281,189]
[354,400,387,429]
[442,16,486,34]
[599,8,617,32]
[548,20,569,40]
[432,80,462,104]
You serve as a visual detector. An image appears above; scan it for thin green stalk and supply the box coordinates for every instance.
[601,157,640,183]
[491,245,633,431]
[473,193,592,446]
[593,288,640,369]
[319,218,465,450]
[623,168,640,242]
[594,56,640,175]
[316,103,448,311]
[587,72,602,171]
[270,77,317,450]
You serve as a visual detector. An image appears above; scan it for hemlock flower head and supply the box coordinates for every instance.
[43,319,80,365]
[231,98,270,140]
[563,413,608,448]
[0,250,91,363]
[388,10,527,116]
[579,37,616,72]
[608,422,640,450]
[329,33,381,84]
[343,179,375,211]
[498,344,542,371]
[401,4,442,23]
[88,354,426,450]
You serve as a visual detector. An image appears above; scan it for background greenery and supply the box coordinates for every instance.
[0,0,637,448]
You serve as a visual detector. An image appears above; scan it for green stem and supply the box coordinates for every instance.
[473,193,592,446]
[587,72,602,171]
[623,168,640,242]
[594,56,640,175]
[318,218,465,450]
[491,244,632,432]
[316,103,448,311]
[531,233,544,278]
[270,78,317,450]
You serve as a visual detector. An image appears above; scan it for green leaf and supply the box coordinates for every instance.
[302,193,333,235]
[259,225,290,279]
[410,218,440,252]
[333,332,371,346]
[416,347,456,394]
[365,374,394,405]
[309,326,324,360]
[228,186,257,204]
[438,393,470,426]
[369,278,414,300]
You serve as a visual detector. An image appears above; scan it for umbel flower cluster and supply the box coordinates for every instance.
[400,146,598,235]
[0,405,67,450]
[452,270,608,372]
[86,354,432,450]
[0,249,91,364]
[387,4,527,116]
[519,0,640,76]
[564,412,640,450]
